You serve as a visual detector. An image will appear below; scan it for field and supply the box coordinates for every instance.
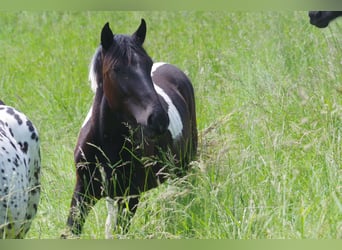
[0,11,342,239]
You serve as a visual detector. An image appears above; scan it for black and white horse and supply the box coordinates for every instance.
[0,101,40,238]
[309,11,342,28]
[64,19,197,238]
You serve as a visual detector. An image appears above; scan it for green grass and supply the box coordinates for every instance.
[1,11,342,239]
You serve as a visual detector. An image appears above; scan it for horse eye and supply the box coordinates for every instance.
[112,66,121,73]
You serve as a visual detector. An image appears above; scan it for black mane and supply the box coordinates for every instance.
[105,34,150,68]
[89,34,151,92]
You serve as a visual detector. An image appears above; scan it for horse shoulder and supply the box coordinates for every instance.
[74,116,96,163]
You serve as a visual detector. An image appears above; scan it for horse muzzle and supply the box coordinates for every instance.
[146,108,169,136]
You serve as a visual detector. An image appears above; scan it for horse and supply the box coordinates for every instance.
[63,19,197,238]
[309,11,342,28]
[0,101,41,238]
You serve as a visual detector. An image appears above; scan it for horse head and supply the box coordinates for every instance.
[100,19,169,137]
[309,11,342,28]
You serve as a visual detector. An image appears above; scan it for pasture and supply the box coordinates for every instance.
[0,11,341,239]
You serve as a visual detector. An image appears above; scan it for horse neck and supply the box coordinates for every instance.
[93,87,128,145]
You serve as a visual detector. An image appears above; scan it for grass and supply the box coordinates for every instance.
[0,11,342,239]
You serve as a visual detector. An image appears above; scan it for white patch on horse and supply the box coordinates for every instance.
[0,104,40,238]
[89,47,101,93]
[82,105,93,128]
[154,84,183,140]
[151,62,166,75]
[151,62,183,140]
[105,197,118,239]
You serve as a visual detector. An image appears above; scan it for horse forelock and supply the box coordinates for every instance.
[102,35,150,73]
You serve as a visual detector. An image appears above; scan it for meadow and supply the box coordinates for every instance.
[0,11,341,239]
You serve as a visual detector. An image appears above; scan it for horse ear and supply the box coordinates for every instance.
[101,22,114,50]
[132,19,146,45]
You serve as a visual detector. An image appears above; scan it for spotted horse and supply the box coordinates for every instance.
[62,19,197,238]
[0,100,41,238]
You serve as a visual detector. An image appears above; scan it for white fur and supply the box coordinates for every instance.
[105,197,117,239]
[0,105,40,238]
[81,105,93,128]
[89,47,101,93]
[151,62,166,75]
[151,62,183,140]
[153,84,183,140]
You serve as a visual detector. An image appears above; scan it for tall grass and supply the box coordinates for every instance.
[0,11,341,239]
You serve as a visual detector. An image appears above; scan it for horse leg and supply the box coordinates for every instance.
[117,196,140,234]
[62,179,99,238]
[104,195,139,237]
[105,197,118,239]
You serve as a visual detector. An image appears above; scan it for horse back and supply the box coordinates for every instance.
[151,63,197,164]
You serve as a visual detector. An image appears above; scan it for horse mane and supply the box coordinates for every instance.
[88,35,150,93]
[89,46,102,93]
[102,35,150,74]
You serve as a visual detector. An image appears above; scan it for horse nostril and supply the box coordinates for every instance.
[147,111,169,135]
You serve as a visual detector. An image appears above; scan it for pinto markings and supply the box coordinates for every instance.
[151,62,183,140]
